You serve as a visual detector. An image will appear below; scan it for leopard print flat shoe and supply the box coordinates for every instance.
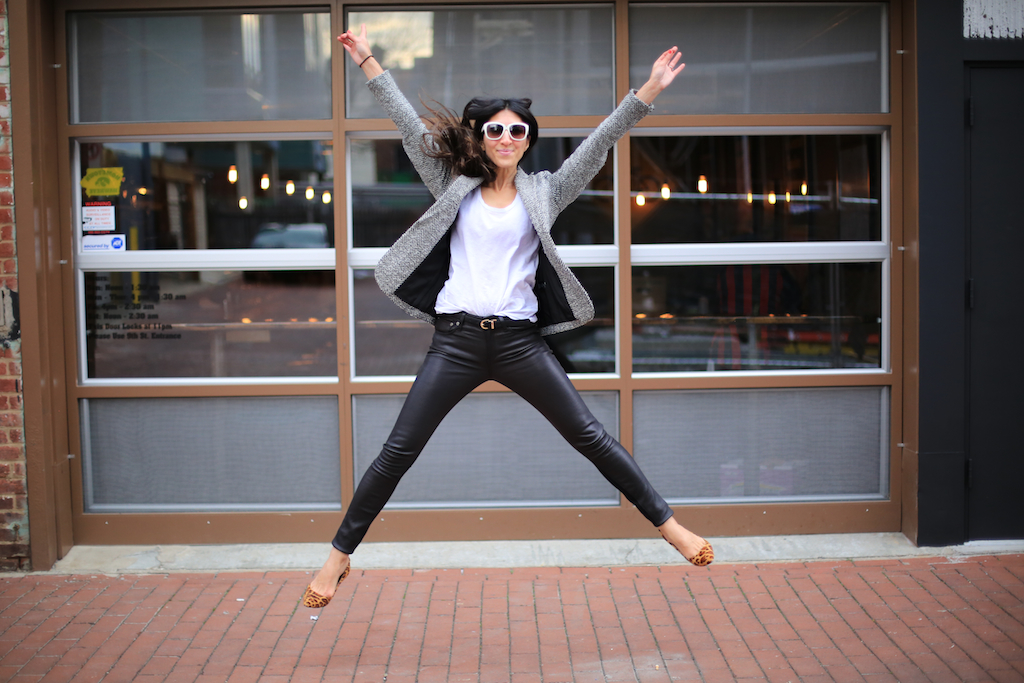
[301,564,351,608]
[687,540,714,567]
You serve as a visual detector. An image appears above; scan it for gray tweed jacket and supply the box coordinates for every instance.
[369,70,653,335]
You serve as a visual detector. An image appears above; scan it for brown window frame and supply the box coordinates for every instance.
[45,0,909,546]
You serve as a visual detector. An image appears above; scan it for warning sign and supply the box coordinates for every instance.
[82,201,116,233]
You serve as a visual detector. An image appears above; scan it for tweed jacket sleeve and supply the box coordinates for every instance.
[548,91,653,213]
[366,71,450,199]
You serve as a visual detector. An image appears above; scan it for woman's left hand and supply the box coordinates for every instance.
[636,47,685,105]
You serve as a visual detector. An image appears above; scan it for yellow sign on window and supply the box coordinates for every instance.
[80,167,124,197]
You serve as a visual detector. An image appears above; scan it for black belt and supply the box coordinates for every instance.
[436,312,536,331]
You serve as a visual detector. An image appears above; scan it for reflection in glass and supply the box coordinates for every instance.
[71,11,332,123]
[353,266,616,377]
[629,4,886,114]
[524,141,614,245]
[631,135,881,244]
[350,139,432,249]
[632,264,881,373]
[352,269,433,377]
[84,271,336,379]
[79,140,334,250]
[345,8,614,118]
[545,268,615,374]
[351,138,613,248]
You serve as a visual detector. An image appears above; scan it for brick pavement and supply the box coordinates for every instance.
[0,554,1021,682]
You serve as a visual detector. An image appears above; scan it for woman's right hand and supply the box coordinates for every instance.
[337,24,383,77]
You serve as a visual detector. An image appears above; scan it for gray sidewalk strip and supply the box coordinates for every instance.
[41,533,1024,575]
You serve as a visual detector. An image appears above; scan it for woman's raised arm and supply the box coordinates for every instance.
[337,24,451,198]
[544,46,683,211]
[338,24,384,80]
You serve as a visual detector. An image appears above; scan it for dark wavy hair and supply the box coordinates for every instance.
[423,96,539,184]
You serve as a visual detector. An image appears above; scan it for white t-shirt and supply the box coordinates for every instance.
[434,188,540,320]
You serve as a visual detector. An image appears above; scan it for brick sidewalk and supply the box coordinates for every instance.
[0,555,1022,682]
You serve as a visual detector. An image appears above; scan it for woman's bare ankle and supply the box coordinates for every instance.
[309,548,350,596]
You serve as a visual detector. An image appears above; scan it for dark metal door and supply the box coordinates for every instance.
[966,65,1024,539]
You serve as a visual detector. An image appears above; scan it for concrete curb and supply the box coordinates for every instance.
[40,533,1024,575]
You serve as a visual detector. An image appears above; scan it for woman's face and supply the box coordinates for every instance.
[482,109,530,172]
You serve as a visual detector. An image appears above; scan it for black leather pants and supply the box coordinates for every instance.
[332,313,674,554]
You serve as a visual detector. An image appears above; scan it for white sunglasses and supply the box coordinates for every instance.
[483,122,530,141]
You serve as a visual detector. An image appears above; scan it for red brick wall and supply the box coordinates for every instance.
[0,0,30,571]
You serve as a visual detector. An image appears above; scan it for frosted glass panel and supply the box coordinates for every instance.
[345,7,614,117]
[352,392,620,507]
[633,387,888,502]
[630,4,887,114]
[71,11,332,123]
[83,397,341,512]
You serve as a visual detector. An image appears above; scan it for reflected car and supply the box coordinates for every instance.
[250,223,329,249]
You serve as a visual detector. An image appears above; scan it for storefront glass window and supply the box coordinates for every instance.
[547,267,616,374]
[70,10,333,123]
[349,139,432,250]
[629,3,887,114]
[632,263,882,373]
[630,134,882,244]
[351,269,434,378]
[350,137,614,248]
[345,7,615,118]
[83,270,337,379]
[524,139,615,245]
[60,0,900,523]
[78,140,334,251]
[352,266,615,377]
